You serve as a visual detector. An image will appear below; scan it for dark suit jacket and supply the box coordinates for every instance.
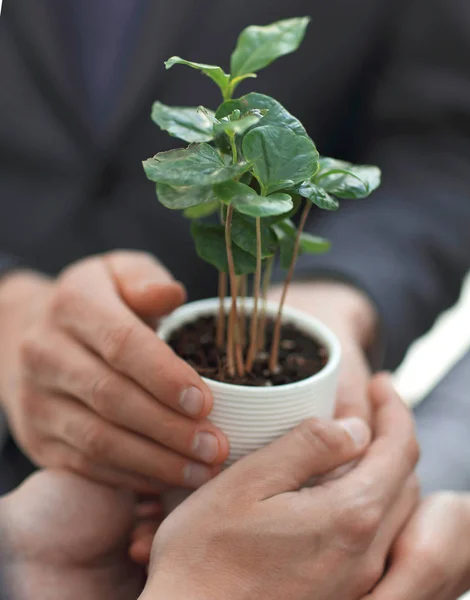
[1,0,470,371]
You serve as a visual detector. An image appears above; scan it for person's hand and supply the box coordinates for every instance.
[0,251,229,493]
[140,374,419,600]
[268,280,378,423]
[0,469,144,600]
[363,493,470,600]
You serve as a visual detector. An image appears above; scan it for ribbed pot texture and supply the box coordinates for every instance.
[158,297,341,466]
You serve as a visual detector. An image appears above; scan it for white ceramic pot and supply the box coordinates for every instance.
[158,297,342,465]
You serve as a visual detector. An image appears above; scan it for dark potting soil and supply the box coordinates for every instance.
[167,314,328,386]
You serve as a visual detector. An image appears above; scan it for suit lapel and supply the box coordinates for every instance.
[106,0,198,150]
[7,0,95,149]
[8,0,201,152]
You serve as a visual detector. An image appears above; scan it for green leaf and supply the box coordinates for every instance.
[266,180,294,194]
[156,183,218,210]
[272,219,330,268]
[263,194,302,225]
[315,157,382,199]
[197,105,220,125]
[293,180,339,210]
[230,17,311,78]
[240,171,253,186]
[216,93,307,137]
[183,201,220,219]
[229,73,258,96]
[271,221,299,269]
[165,56,231,98]
[151,102,214,143]
[143,144,250,186]
[213,180,293,218]
[213,110,266,137]
[215,99,243,120]
[242,125,319,194]
[231,212,278,258]
[274,218,297,238]
[299,232,331,254]
[190,222,256,275]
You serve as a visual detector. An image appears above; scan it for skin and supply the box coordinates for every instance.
[0,375,420,600]
[0,251,229,494]
[142,375,420,600]
[0,255,377,494]
[364,501,470,600]
[0,470,145,600]
[268,280,378,423]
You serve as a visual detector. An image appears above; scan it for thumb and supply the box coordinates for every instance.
[222,417,371,500]
[104,251,186,321]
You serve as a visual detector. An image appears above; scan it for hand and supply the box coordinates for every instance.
[268,280,378,423]
[364,493,470,600]
[141,374,419,600]
[0,251,229,493]
[0,469,144,600]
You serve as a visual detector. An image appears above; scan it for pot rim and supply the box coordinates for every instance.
[158,297,341,394]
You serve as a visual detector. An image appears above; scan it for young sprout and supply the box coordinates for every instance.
[143,17,381,381]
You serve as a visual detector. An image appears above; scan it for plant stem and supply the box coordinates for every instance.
[228,133,238,164]
[239,274,247,347]
[269,201,312,372]
[258,255,274,351]
[216,272,227,350]
[225,205,245,378]
[245,217,262,371]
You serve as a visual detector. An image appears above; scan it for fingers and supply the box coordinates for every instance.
[334,340,372,423]
[129,534,155,565]
[54,258,214,419]
[217,416,371,500]
[104,251,186,319]
[39,394,220,488]
[365,493,470,600]
[364,554,431,600]
[135,500,163,519]
[362,475,420,593]
[35,440,170,495]
[26,331,228,464]
[336,374,420,515]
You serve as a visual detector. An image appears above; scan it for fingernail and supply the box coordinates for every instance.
[179,387,204,416]
[183,463,212,488]
[338,417,370,447]
[192,432,219,463]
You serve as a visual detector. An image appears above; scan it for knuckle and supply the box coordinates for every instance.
[339,500,382,551]
[67,452,93,476]
[17,386,40,417]
[101,322,137,367]
[90,374,120,419]
[68,420,108,460]
[160,414,193,450]
[19,333,47,373]
[51,279,82,318]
